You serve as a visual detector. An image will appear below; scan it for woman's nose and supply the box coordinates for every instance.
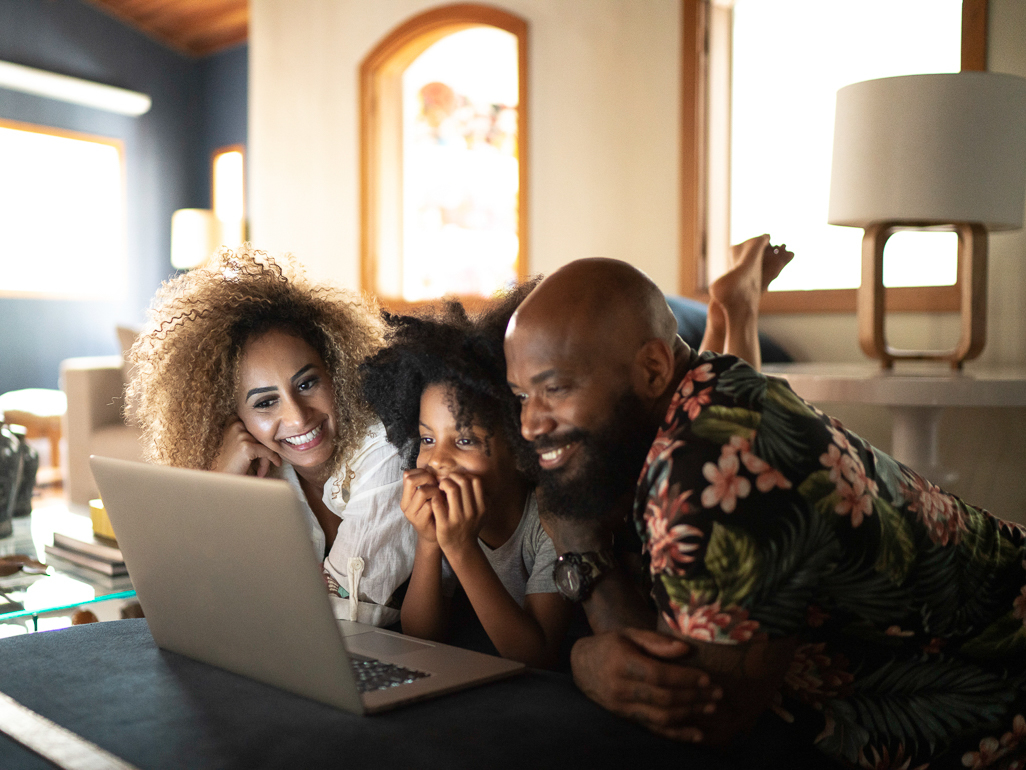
[280,395,309,427]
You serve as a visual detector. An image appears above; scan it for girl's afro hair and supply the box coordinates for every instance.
[360,280,539,475]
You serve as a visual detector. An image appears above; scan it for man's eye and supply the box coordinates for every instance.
[515,392,528,403]
[545,384,567,395]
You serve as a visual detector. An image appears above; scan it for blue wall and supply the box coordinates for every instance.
[0,0,247,393]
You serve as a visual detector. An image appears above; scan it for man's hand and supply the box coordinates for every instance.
[213,419,281,477]
[570,628,723,743]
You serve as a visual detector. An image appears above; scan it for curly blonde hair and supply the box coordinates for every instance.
[126,246,383,476]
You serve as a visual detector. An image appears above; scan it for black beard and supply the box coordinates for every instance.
[535,389,656,522]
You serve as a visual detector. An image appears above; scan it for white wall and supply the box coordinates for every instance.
[249,0,681,290]
[250,0,1026,520]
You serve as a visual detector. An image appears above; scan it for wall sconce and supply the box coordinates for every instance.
[170,209,245,271]
[828,72,1026,369]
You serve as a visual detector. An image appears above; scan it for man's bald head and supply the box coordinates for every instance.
[507,258,679,372]
[503,259,683,522]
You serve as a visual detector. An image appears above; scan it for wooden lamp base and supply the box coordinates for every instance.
[858,222,987,370]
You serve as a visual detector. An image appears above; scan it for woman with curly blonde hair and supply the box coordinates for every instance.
[126,246,415,626]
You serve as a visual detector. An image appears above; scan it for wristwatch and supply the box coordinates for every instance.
[553,550,617,603]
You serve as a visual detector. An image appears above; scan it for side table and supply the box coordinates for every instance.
[762,363,1026,484]
[0,499,135,634]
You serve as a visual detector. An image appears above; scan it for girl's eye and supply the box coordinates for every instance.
[419,436,434,446]
[456,437,479,448]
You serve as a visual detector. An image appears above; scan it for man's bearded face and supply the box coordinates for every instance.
[533,387,655,521]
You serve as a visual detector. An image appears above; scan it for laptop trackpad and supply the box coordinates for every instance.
[360,631,437,656]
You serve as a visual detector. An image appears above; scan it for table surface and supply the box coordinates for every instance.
[0,501,135,628]
[0,619,823,770]
[762,362,1026,407]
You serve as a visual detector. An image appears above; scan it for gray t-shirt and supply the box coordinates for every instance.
[442,493,557,606]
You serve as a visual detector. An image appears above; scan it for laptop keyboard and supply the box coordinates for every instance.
[349,654,431,693]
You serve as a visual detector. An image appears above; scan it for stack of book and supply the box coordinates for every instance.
[44,532,127,577]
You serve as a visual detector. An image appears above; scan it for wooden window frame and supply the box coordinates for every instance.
[680,0,989,313]
[359,3,529,307]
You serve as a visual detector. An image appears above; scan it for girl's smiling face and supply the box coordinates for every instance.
[236,329,336,482]
[416,383,517,504]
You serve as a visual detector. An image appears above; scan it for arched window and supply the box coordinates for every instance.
[361,5,528,305]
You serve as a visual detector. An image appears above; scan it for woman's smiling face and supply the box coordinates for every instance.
[236,329,336,482]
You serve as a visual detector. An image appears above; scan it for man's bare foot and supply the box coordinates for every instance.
[710,234,769,317]
[761,242,794,292]
[699,298,727,355]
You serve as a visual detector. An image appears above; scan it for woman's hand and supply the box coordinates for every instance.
[212,418,282,477]
[401,468,443,543]
[432,471,486,556]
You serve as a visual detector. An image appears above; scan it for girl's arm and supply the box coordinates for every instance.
[434,474,571,669]
[399,469,450,640]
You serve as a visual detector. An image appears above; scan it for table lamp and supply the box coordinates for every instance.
[828,72,1026,369]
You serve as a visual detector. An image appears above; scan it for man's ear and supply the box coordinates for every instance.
[632,338,675,399]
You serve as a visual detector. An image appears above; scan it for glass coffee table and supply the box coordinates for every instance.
[0,499,136,634]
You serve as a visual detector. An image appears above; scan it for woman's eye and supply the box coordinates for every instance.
[298,376,318,391]
[253,396,277,409]
[419,436,434,446]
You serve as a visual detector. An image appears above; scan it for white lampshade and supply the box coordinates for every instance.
[828,72,1026,230]
[170,209,220,270]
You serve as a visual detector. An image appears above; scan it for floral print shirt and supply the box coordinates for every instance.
[635,350,1026,769]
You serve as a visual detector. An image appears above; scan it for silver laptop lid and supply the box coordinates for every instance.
[89,456,364,713]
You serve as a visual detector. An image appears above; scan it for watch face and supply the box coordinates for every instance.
[555,554,594,602]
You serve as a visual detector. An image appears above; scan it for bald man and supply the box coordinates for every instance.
[505,258,1026,768]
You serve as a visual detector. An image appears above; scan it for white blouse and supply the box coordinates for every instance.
[282,422,416,626]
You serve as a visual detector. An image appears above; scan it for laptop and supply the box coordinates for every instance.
[89,456,524,714]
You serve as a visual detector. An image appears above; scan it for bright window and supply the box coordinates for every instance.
[401,28,519,300]
[0,121,126,299]
[361,5,527,305]
[707,0,963,293]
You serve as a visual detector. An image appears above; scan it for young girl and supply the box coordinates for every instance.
[360,288,571,669]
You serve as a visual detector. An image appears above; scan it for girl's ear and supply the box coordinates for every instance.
[632,338,675,399]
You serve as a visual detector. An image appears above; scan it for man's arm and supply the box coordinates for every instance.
[543,512,724,739]
[660,618,798,746]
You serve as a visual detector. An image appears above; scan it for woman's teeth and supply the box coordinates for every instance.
[283,425,322,446]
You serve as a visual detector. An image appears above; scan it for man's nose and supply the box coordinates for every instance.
[520,398,555,442]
